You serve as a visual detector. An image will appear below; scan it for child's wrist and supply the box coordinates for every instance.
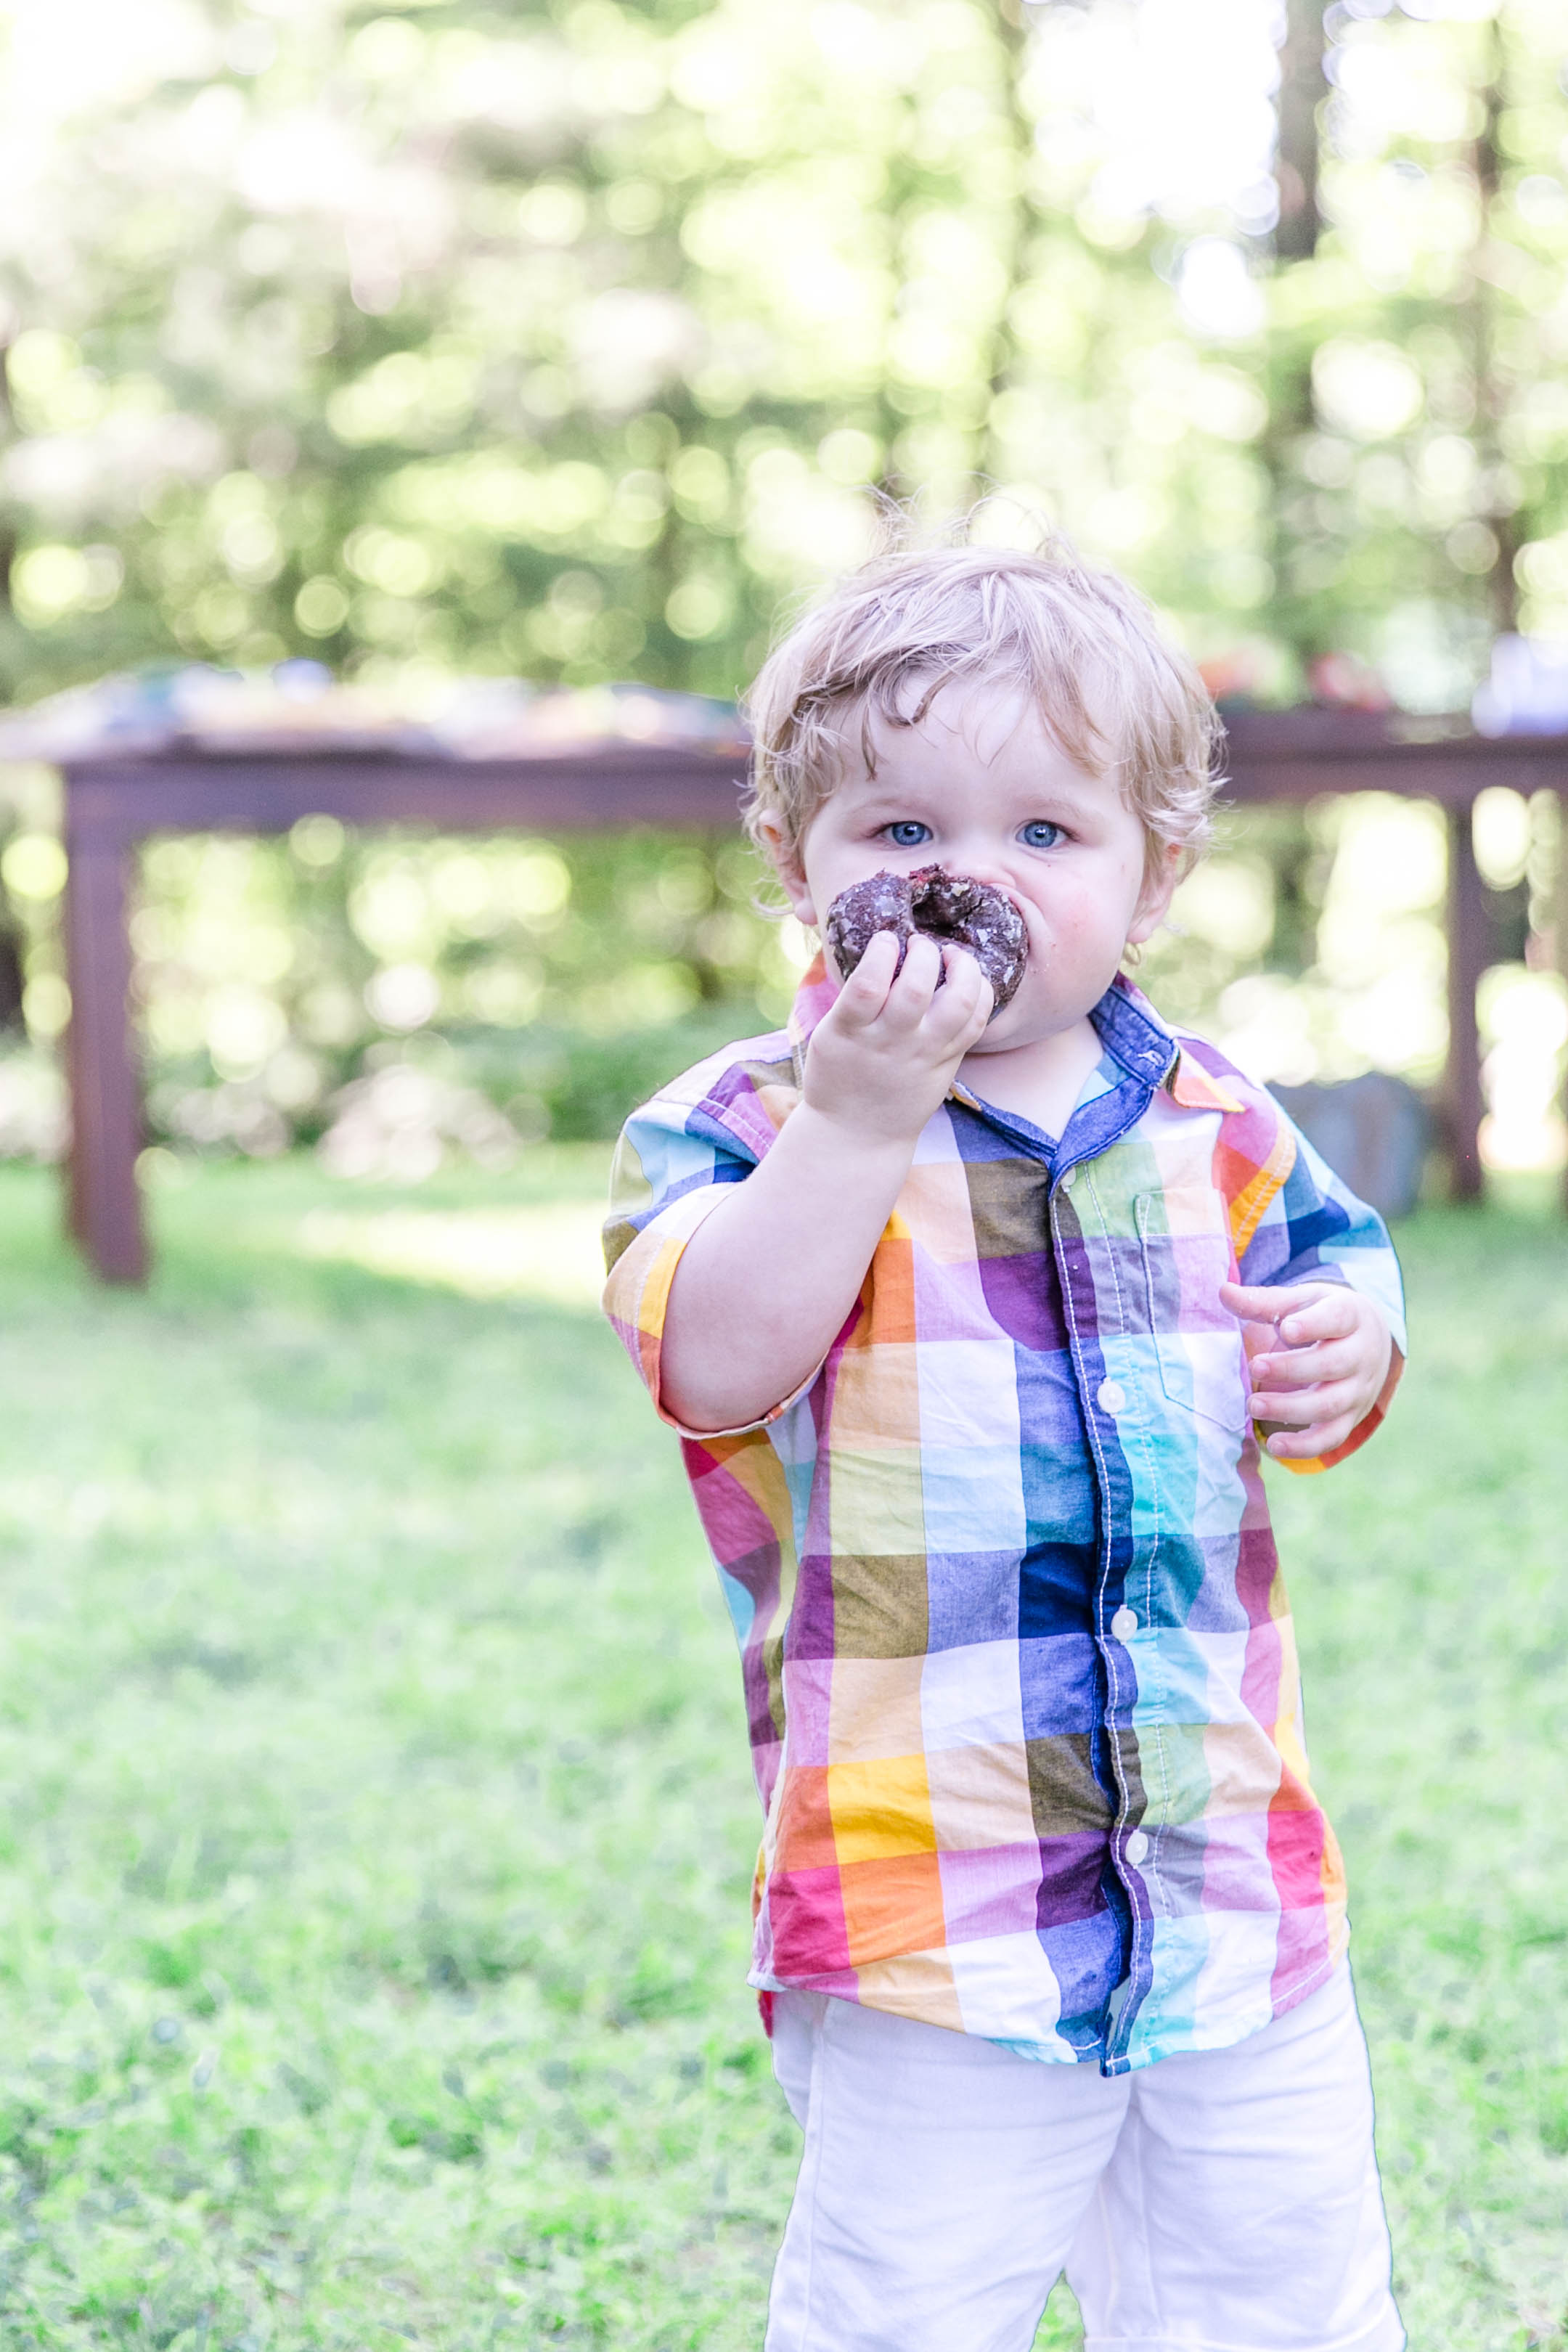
[791,1098,923,1172]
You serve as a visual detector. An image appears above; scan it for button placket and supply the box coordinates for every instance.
[1051,1139,1158,2063]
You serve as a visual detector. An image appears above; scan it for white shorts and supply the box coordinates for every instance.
[765,1964,1402,2352]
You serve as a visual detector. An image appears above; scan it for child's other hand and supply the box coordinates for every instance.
[1218,1279,1394,1462]
[804,929,993,1147]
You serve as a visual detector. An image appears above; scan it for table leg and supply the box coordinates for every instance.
[1445,799,1487,1202]
[64,829,147,1283]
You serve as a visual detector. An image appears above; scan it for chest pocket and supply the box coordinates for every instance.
[1135,1189,1249,1435]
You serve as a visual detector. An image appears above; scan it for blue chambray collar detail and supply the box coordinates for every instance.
[947,975,1180,1111]
[950,976,1180,1174]
[1088,974,1181,1088]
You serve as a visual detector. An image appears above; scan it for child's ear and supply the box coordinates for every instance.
[1126,840,1182,949]
[754,812,818,929]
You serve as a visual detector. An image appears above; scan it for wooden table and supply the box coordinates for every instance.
[1220,708,1568,1207]
[58,708,1568,1282]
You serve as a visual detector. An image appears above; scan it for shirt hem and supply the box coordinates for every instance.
[1107,1939,1352,2075]
[748,1944,1352,2074]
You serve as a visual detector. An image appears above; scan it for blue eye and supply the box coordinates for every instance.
[884,821,931,849]
[1019,821,1062,851]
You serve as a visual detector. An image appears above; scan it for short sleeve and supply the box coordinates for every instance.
[1236,1108,1407,1475]
[601,1086,757,1432]
[606,1067,832,1429]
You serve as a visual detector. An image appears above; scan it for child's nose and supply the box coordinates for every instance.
[952,850,1024,899]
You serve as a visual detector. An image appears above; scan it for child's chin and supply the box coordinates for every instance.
[971,992,1084,1050]
[966,1004,1026,1050]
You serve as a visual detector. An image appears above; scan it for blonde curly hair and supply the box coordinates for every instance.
[743,537,1220,881]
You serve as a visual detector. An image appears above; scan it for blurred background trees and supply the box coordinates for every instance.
[0,0,1563,1167]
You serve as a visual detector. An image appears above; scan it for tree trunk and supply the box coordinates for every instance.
[981,1,1039,490]
[1275,0,1327,264]
[1470,13,1519,637]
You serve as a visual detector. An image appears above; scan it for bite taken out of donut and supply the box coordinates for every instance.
[822,866,1029,1018]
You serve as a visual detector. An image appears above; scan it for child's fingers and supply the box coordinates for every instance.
[1251,1371,1357,1430]
[1218,1280,1346,1335]
[825,929,989,1058]
[1262,1397,1359,1459]
[937,940,987,997]
[1222,1282,1371,1364]
[1218,1280,1299,1323]
[877,932,944,1030]
[1275,1292,1362,1349]
[829,928,902,1025]
[1251,1394,1358,1441]
[1247,1337,1360,1393]
[926,944,993,1041]
[924,995,991,1061]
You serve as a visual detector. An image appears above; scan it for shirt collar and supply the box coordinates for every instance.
[1086,971,1180,1088]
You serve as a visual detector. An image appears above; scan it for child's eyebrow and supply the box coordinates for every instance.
[842,780,950,813]
[1019,782,1103,817]
[844,761,1109,819]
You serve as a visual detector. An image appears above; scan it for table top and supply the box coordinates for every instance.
[0,666,1562,818]
[0,668,748,769]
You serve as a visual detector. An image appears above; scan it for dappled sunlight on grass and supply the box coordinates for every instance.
[296,1199,609,1307]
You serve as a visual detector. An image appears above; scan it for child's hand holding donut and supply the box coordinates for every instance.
[804,928,994,1148]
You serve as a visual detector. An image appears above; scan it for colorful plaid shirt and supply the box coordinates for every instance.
[603,961,1405,2075]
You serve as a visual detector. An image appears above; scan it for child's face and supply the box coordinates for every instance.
[764,676,1180,1055]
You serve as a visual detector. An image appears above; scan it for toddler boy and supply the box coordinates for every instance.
[603,543,1406,2351]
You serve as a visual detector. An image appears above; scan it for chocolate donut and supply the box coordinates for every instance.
[823,865,1028,1016]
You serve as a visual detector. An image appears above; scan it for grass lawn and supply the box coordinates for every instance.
[0,1153,1561,2349]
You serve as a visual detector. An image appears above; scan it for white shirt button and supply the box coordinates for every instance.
[1097,1379,1127,1415]
[1111,1604,1138,1640]
[1125,1829,1150,1866]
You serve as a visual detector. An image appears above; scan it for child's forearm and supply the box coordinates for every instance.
[658,1105,915,1432]
[661,928,992,1432]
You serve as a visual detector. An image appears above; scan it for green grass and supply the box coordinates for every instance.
[0,1157,1561,2349]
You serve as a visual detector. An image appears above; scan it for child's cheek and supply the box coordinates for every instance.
[1038,880,1111,962]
